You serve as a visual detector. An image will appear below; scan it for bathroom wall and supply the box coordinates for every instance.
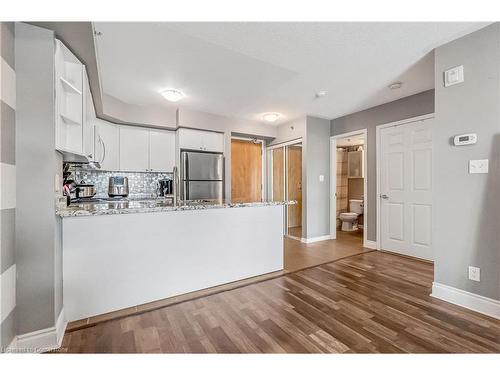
[74,168,172,199]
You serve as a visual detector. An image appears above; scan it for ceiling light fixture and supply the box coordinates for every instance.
[262,113,281,123]
[388,81,403,90]
[160,89,185,102]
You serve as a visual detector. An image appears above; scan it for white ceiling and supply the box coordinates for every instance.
[94,22,489,125]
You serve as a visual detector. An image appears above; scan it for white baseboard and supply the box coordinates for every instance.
[301,235,332,244]
[9,308,67,353]
[431,282,500,319]
[363,240,377,249]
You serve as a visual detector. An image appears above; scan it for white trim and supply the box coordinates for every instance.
[0,264,16,323]
[431,282,500,319]
[11,308,67,353]
[0,57,16,110]
[375,113,435,250]
[330,129,368,245]
[301,235,332,243]
[363,240,377,249]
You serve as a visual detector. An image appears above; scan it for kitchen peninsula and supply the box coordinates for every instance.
[57,200,291,321]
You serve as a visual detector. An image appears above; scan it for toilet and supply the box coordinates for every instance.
[339,199,364,231]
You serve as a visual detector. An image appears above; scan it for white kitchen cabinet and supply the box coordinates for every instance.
[177,128,224,153]
[54,39,84,154]
[149,129,176,172]
[95,120,119,171]
[119,127,150,172]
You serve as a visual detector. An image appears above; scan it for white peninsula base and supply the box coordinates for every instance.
[62,205,284,321]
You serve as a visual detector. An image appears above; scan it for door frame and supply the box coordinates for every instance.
[267,138,303,238]
[330,129,368,246]
[231,136,266,200]
[375,113,435,251]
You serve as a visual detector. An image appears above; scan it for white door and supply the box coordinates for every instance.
[119,126,150,172]
[380,118,433,260]
[95,120,119,171]
[149,129,175,172]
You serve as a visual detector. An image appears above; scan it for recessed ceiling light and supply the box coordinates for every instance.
[315,91,327,98]
[388,82,403,90]
[160,89,185,102]
[262,113,281,123]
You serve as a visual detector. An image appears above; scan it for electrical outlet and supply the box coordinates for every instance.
[468,266,480,282]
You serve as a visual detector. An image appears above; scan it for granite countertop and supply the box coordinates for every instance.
[56,198,296,217]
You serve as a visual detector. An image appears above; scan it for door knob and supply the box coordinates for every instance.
[380,194,389,200]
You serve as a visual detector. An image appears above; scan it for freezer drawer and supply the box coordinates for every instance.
[181,151,224,181]
[182,181,224,200]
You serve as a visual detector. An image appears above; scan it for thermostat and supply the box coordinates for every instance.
[454,133,477,146]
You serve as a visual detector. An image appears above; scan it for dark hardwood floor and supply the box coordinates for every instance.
[59,251,500,353]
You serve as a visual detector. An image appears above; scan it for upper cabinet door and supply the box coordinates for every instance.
[177,128,224,153]
[119,126,150,172]
[149,129,175,172]
[95,120,119,171]
[203,131,224,153]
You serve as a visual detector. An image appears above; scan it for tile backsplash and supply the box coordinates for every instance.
[74,168,172,199]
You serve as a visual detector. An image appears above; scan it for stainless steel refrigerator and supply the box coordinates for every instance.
[180,151,225,200]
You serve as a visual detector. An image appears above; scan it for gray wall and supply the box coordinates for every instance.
[433,23,500,300]
[0,21,16,349]
[15,23,63,335]
[305,116,331,239]
[331,89,435,241]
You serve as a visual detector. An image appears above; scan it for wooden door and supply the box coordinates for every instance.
[231,139,262,203]
[272,148,284,201]
[287,145,302,229]
[380,118,433,260]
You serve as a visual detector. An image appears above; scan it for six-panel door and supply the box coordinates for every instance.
[380,118,433,260]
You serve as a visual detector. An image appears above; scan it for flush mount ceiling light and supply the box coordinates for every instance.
[388,81,403,90]
[160,89,185,102]
[262,112,281,123]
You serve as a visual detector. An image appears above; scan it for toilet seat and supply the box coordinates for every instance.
[339,212,358,220]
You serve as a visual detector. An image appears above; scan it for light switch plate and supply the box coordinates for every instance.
[444,65,464,87]
[469,159,488,174]
[319,175,325,182]
[468,266,480,282]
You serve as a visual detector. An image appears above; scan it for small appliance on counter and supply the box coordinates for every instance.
[108,176,129,197]
[157,179,173,197]
[75,181,96,199]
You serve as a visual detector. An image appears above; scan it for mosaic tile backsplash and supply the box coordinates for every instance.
[74,169,172,199]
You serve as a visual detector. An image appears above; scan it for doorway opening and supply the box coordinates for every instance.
[267,139,303,239]
[330,130,367,247]
[231,137,264,203]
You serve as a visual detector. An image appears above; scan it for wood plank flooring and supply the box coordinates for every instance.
[59,251,500,353]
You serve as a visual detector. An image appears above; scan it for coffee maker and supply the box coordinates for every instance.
[157,179,173,197]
